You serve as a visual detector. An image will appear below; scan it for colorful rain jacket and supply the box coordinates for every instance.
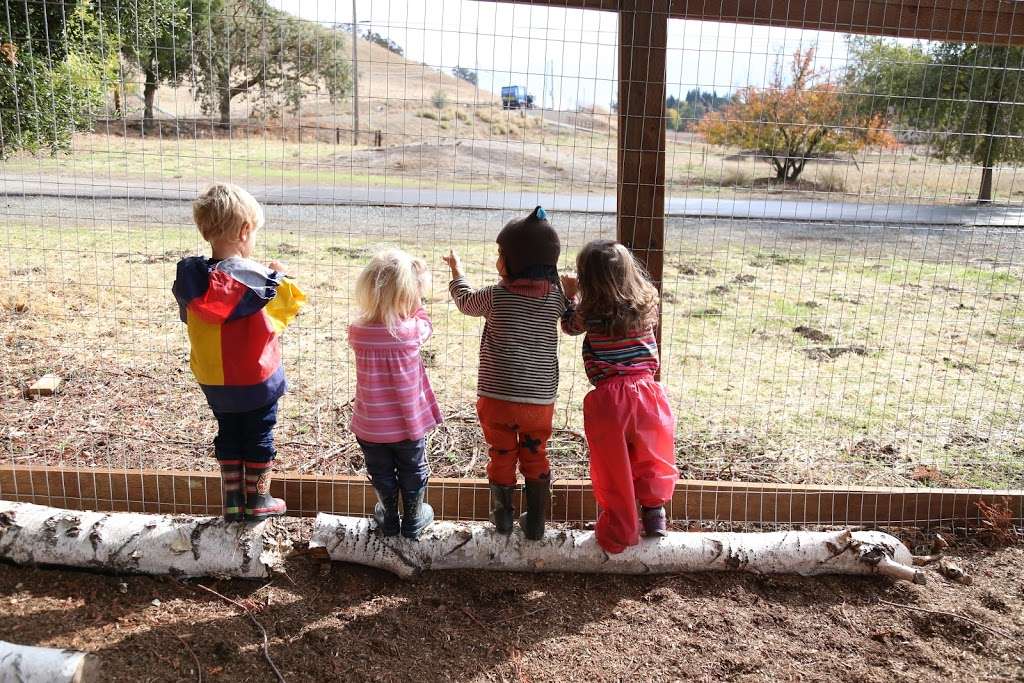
[172,256,306,413]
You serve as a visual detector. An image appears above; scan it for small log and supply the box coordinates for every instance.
[27,374,62,396]
[0,641,99,682]
[0,502,288,578]
[310,515,925,582]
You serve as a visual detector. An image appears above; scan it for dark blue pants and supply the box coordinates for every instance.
[212,401,278,462]
[358,438,429,497]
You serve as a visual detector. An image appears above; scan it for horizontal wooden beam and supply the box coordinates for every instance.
[1,465,1020,528]
[673,0,1024,46]
[478,0,1024,46]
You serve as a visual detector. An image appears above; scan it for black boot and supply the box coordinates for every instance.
[489,484,517,534]
[641,505,668,537]
[373,488,401,537]
[400,487,434,539]
[518,475,550,540]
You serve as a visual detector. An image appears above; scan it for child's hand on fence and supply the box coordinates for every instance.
[442,250,463,279]
[269,260,288,275]
[560,274,578,300]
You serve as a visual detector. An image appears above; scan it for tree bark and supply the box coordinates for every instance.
[218,68,232,125]
[143,65,158,132]
[0,641,99,682]
[978,101,1000,203]
[0,502,288,578]
[978,47,1006,204]
[773,158,787,181]
[310,515,924,582]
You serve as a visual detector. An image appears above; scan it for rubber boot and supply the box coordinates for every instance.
[400,487,434,539]
[223,489,246,523]
[219,460,244,523]
[244,461,286,521]
[489,484,517,534]
[372,488,401,537]
[518,475,550,540]
[641,505,668,538]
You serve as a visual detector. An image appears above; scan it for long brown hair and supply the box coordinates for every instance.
[575,240,659,336]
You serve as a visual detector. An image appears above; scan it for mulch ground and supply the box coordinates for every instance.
[1,522,1022,682]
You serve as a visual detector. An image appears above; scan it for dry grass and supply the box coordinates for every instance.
[3,216,1024,489]
[6,127,1023,202]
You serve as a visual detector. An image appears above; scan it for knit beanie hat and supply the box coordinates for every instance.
[495,206,560,278]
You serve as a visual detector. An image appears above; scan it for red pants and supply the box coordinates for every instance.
[584,375,678,554]
[477,397,554,485]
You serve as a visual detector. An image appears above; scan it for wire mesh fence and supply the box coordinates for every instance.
[2,0,1023,527]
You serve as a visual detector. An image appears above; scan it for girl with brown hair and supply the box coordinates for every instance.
[562,240,679,553]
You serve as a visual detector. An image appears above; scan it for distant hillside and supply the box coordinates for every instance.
[116,35,496,122]
[108,31,613,144]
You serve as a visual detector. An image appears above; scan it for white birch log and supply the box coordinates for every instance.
[0,502,288,578]
[0,641,99,683]
[311,515,924,583]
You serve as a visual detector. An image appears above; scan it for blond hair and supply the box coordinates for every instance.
[192,183,265,243]
[354,249,430,336]
[575,240,660,336]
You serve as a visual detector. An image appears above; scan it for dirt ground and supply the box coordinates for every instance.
[0,522,1021,682]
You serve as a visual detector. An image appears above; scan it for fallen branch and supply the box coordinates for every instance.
[0,641,99,682]
[0,502,288,578]
[876,598,1012,640]
[310,515,924,582]
[174,635,203,683]
[195,584,285,683]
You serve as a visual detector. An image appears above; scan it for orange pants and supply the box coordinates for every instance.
[476,397,554,485]
[584,374,678,554]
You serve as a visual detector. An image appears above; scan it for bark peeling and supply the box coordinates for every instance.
[311,515,924,583]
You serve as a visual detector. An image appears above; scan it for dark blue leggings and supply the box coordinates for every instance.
[358,438,429,497]
[212,401,278,463]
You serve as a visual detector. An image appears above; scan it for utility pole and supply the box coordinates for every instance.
[351,0,359,145]
[542,60,547,111]
[549,59,555,110]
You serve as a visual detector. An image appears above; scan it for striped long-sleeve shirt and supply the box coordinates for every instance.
[348,309,443,443]
[561,305,660,385]
[449,276,569,405]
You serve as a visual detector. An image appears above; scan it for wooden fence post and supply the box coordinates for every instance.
[618,0,668,362]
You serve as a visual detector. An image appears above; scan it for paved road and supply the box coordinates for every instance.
[3,174,1023,226]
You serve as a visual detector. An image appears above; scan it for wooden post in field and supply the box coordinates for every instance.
[351,0,360,145]
[617,0,668,364]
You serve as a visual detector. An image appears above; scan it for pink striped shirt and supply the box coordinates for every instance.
[348,309,443,443]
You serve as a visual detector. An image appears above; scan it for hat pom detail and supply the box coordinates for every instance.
[534,206,547,221]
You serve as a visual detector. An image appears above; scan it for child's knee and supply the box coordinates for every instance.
[519,444,551,479]
[486,453,518,485]
[244,441,276,463]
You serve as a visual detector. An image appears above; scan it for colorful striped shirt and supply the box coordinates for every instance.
[172,256,306,413]
[449,276,569,405]
[348,309,443,443]
[561,305,660,385]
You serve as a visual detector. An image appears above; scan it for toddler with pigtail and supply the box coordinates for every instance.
[561,239,679,553]
[444,206,569,539]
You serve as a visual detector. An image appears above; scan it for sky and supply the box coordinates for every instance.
[271,0,860,110]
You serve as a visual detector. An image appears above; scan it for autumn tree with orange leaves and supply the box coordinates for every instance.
[696,49,896,183]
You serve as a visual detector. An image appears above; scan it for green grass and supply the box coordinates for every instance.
[3,222,1024,488]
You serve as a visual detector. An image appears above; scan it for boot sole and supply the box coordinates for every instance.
[245,510,286,521]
